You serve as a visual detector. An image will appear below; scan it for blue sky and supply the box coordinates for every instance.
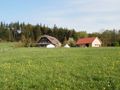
[0,0,120,32]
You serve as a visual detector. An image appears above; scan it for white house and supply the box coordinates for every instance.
[76,37,102,47]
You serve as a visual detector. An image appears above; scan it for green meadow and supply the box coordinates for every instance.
[0,43,120,90]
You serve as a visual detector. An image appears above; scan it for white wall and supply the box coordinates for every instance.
[92,38,102,47]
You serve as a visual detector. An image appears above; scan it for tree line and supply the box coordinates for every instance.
[0,22,76,43]
[0,21,120,47]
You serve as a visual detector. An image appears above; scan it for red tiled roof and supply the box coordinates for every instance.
[76,37,96,45]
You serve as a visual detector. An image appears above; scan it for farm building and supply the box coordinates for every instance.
[37,35,61,47]
[76,37,102,47]
[64,44,70,48]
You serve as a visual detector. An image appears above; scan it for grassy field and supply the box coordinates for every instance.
[0,43,120,90]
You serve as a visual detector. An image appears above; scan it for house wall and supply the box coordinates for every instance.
[92,38,102,47]
[78,44,91,47]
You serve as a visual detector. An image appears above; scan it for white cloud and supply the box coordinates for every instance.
[22,0,120,32]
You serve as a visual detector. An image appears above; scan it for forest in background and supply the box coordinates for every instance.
[0,21,120,47]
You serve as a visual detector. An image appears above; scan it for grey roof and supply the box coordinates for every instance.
[38,35,61,47]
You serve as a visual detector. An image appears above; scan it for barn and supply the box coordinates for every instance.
[76,37,102,47]
[37,35,61,47]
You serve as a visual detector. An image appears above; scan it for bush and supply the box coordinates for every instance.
[111,42,119,47]
[14,42,25,48]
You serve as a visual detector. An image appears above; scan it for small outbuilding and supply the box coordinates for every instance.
[76,37,102,47]
[47,44,55,48]
[37,35,61,47]
[64,44,70,48]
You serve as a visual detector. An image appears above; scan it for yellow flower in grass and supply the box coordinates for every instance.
[112,62,115,70]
